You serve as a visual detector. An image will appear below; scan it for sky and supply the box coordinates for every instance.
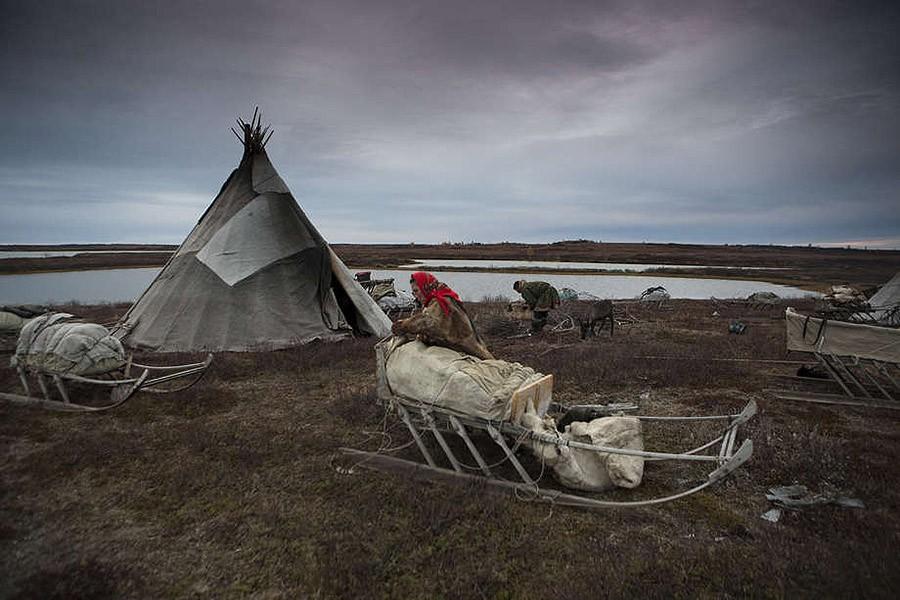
[1,0,898,247]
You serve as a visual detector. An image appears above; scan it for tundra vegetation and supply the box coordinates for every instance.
[1,298,899,599]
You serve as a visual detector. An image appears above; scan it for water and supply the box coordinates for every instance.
[367,270,815,301]
[0,268,160,304]
[0,250,170,259]
[0,266,814,306]
[403,258,793,272]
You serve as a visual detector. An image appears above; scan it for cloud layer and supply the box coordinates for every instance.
[1,0,898,246]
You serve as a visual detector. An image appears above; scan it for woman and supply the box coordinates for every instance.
[391,272,494,360]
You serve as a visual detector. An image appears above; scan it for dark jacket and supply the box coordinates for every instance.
[518,281,560,312]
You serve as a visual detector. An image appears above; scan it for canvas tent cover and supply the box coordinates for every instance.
[12,313,126,376]
[865,271,900,326]
[116,122,390,352]
[785,307,900,363]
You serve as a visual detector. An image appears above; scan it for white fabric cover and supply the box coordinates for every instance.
[865,271,900,325]
[384,338,545,421]
[12,313,126,375]
[197,193,319,286]
[521,409,645,492]
[0,311,26,333]
[785,307,900,363]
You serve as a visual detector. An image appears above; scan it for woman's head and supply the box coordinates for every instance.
[409,271,460,315]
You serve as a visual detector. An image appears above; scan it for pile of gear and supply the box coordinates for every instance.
[355,272,418,320]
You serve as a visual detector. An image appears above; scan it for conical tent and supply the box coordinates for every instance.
[866,271,900,326]
[116,113,391,351]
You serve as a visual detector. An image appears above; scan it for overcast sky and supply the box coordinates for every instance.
[1,0,898,247]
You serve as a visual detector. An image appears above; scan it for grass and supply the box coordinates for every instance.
[1,299,899,598]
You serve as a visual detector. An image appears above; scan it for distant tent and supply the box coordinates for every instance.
[115,111,391,351]
[865,271,900,326]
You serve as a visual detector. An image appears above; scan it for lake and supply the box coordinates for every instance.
[0,250,169,259]
[402,258,792,272]
[0,267,815,305]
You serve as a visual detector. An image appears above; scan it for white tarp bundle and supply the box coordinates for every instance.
[521,408,645,492]
[12,313,126,376]
[383,338,546,421]
[824,284,867,306]
[747,291,780,304]
[0,311,27,333]
[785,307,900,363]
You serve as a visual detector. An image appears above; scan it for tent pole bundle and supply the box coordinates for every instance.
[230,106,274,153]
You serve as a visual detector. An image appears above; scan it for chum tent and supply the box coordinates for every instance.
[115,112,391,351]
[865,271,900,326]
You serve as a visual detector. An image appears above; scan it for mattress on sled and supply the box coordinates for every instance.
[380,337,552,422]
[12,313,126,376]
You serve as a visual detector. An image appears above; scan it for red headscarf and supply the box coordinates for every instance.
[410,271,460,316]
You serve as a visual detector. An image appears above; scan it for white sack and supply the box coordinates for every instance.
[12,313,126,376]
[384,338,546,421]
[520,409,645,492]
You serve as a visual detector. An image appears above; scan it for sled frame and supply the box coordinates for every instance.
[2,354,213,412]
[770,352,899,410]
[351,352,755,508]
[344,397,754,508]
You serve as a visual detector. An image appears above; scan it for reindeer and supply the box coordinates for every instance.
[573,299,615,339]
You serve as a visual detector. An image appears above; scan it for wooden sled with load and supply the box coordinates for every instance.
[768,307,900,410]
[342,336,756,509]
[2,313,212,412]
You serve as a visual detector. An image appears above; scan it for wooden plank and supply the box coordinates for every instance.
[768,389,900,411]
[814,353,855,398]
[509,374,553,422]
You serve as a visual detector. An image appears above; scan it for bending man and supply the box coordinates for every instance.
[513,280,560,333]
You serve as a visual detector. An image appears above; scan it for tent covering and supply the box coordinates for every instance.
[785,307,900,363]
[116,114,390,352]
[866,271,900,326]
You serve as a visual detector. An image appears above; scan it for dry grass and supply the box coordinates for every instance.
[2,299,899,599]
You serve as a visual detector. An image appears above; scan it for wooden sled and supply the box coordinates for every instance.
[345,346,756,509]
[769,352,900,411]
[771,309,900,411]
[1,354,213,412]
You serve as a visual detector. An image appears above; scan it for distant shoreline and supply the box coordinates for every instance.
[2,240,898,289]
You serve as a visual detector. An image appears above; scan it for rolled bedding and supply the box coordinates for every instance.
[12,313,126,376]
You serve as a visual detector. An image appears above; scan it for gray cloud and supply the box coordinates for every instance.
[0,0,897,246]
